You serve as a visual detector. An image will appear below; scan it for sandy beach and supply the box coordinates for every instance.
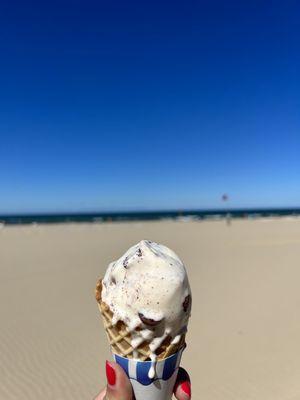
[1,219,300,399]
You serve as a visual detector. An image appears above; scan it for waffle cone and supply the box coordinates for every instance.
[95,279,185,361]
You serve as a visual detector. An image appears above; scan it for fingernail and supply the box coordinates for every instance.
[106,361,116,386]
[181,381,191,397]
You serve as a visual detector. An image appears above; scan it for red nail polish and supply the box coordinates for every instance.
[106,361,116,386]
[181,381,191,397]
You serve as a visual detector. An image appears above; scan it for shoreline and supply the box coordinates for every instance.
[2,210,300,226]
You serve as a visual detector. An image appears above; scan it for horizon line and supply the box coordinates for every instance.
[1,206,300,218]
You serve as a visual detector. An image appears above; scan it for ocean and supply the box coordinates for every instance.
[1,208,300,225]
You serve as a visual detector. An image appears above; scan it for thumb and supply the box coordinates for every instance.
[105,360,133,400]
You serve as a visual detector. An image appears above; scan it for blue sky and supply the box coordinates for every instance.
[0,1,300,213]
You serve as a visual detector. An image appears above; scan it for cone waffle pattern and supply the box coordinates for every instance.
[95,279,185,361]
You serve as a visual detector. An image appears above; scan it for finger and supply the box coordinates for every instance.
[94,388,106,400]
[105,360,133,400]
[174,367,191,399]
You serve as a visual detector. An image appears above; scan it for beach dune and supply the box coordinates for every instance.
[1,219,300,399]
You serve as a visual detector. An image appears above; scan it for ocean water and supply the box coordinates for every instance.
[1,208,300,225]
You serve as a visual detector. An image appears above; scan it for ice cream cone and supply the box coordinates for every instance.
[95,279,185,361]
[95,240,191,400]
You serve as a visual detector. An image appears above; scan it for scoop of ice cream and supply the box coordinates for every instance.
[102,240,191,361]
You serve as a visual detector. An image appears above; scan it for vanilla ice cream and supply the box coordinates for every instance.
[101,240,191,374]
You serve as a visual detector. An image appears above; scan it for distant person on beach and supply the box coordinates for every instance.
[94,361,191,399]
[222,194,231,226]
[226,212,231,226]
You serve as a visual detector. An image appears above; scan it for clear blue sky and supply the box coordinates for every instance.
[1,1,300,214]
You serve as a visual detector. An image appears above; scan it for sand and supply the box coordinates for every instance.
[1,219,300,399]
